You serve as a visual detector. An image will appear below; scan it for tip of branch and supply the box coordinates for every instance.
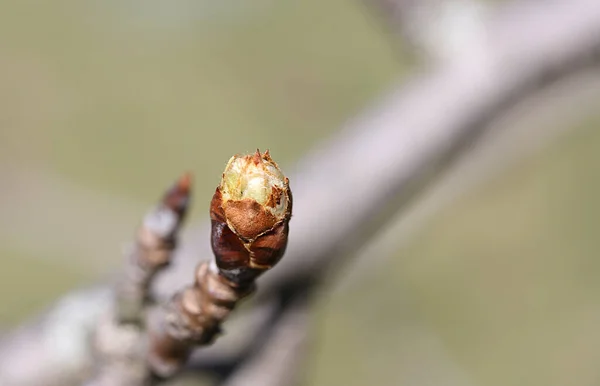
[163,172,193,215]
[177,172,192,193]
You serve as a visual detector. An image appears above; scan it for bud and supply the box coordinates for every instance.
[162,172,192,219]
[210,150,292,283]
[141,172,192,246]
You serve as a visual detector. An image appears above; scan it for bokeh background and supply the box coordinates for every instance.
[1,1,600,386]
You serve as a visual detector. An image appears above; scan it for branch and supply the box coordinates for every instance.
[116,173,192,325]
[218,290,312,386]
[82,174,193,386]
[2,1,600,385]
[361,0,491,62]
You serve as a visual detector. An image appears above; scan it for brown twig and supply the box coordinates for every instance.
[116,173,192,324]
[84,175,193,386]
[148,150,292,378]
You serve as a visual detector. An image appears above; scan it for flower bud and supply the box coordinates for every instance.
[210,150,292,283]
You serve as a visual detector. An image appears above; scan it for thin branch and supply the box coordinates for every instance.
[116,173,192,324]
[83,174,193,386]
[146,262,254,378]
[82,309,147,386]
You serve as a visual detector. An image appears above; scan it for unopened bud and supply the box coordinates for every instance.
[210,150,292,283]
[142,172,192,242]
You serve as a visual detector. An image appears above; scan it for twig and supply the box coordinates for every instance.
[83,174,193,386]
[116,173,192,324]
[147,150,293,378]
[146,262,254,378]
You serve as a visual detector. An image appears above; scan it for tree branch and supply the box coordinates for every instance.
[218,290,313,386]
[361,0,491,62]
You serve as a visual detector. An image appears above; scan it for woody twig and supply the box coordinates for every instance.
[85,174,193,386]
[116,173,192,324]
[147,150,292,378]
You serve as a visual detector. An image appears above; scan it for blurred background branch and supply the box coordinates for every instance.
[362,0,490,62]
[2,0,600,385]
[217,286,313,386]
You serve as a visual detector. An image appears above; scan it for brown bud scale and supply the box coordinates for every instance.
[210,150,292,284]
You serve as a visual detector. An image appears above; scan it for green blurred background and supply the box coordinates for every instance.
[1,1,600,386]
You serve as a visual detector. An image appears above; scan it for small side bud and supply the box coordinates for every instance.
[210,150,292,283]
[163,172,192,217]
[142,172,192,243]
